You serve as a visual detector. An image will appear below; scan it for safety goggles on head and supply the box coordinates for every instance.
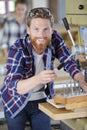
[29,7,52,18]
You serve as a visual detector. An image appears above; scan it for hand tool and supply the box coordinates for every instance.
[57,17,81,70]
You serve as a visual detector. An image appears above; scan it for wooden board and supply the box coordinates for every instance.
[39,102,87,120]
[66,102,87,110]
[54,94,87,110]
[54,94,87,105]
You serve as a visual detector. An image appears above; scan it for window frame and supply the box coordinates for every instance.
[0,0,15,16]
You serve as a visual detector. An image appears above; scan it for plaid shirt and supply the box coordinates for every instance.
[0,31,81,118]
[1,16,27,49]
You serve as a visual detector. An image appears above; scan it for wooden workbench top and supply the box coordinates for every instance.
[39,102,87,120]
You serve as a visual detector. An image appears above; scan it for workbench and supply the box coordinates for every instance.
[60,118,87,130]
[39,68,87,120]
[39,80,87,129]
[39,102,87,121]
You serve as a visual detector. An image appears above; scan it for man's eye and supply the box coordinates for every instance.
[35,28,39,31]
[44,28,48,31]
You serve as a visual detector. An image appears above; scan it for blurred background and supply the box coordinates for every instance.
[0,0,87,66]
[0,0,87,130]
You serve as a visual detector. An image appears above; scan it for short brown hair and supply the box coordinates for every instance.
[26,7,54,27]
[15,0,27,7]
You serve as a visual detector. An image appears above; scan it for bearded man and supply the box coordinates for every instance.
[1,7,87,130]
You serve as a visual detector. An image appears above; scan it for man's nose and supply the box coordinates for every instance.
[38,30,45,37]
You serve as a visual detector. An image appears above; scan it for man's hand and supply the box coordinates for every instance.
[74,72,87,93]
[37,70,57,84]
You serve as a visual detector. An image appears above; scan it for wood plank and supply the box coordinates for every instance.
[66,102,87,110]
[54,94,87,105]
[39,102,87,120]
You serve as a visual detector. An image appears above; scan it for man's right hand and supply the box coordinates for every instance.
[38,70,57,84]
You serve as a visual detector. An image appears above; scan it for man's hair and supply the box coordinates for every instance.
[15,0,27,7]
[26,7,54,27]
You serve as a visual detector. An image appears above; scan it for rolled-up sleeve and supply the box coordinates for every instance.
[4,44,25,96]
[52,31,81,78]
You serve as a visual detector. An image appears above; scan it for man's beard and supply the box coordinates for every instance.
[30,37,51,54]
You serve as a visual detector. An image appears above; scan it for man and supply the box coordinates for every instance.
[1,7,87,130]
[1,0,27,57]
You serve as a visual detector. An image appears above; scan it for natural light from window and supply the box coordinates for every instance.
[8,1,15,12]
[0,1,5,14]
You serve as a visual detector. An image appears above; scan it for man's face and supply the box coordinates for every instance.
[16,3,27,18]
[27,18,53,54]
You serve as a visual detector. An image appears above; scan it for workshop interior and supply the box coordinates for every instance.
[0,0,87,130]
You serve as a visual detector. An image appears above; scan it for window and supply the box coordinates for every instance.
[8,1,15,12]
[0,0,15,16]
[0,1,6,15]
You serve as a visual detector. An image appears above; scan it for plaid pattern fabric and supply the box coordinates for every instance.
[0,31,81,118]
[1,16,27,49]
